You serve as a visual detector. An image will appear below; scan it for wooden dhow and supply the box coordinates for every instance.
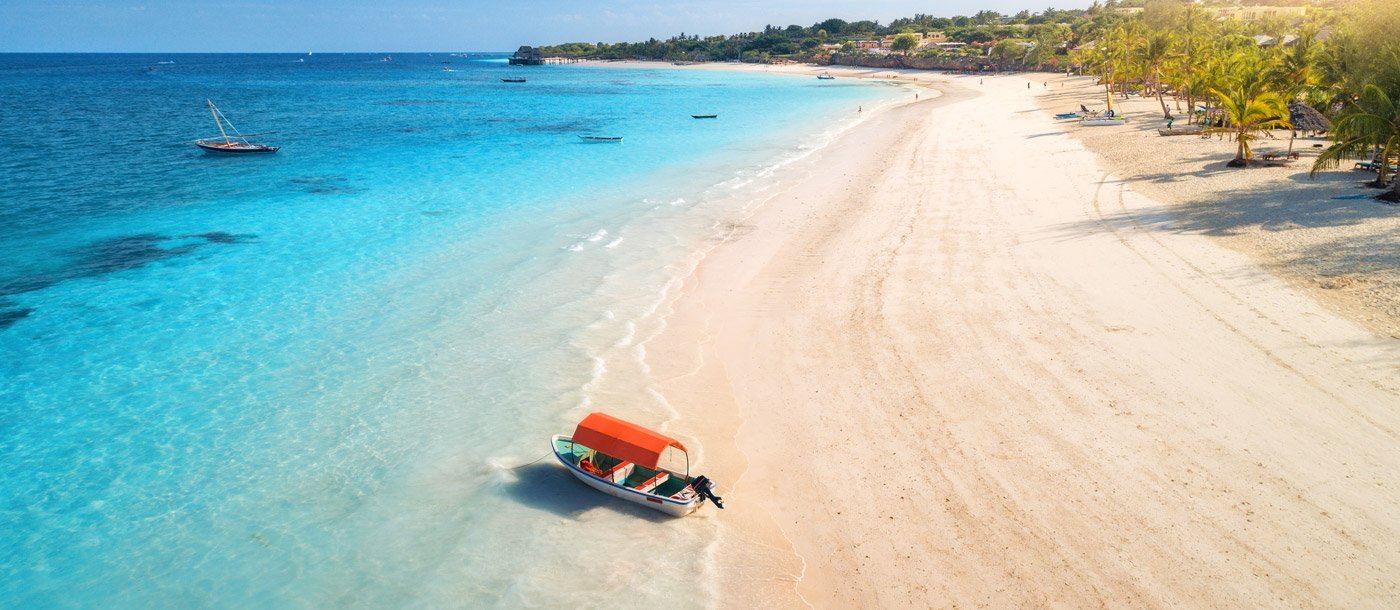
[192,100,279,155]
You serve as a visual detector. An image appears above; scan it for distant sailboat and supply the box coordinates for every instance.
[192,100,280,155]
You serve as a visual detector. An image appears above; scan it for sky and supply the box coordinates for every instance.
[0,0,1093,53]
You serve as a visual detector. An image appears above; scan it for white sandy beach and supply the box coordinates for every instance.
[620,63,1400,608]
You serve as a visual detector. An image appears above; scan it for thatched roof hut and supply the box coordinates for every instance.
[1288,101,1331,134]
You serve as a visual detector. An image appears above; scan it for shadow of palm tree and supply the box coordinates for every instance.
[1049,172,1400,289]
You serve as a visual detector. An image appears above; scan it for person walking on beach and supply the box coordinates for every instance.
[1166,113,1175,130]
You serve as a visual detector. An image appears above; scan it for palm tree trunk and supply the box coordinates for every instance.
[1230,126,1249,166]
[1377,140,1395,193]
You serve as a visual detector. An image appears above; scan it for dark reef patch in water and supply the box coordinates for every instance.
[376,99,449,106]
[290,175,362,195]
[304,185,362,195]
[0,232,256,330]
[521,122,590,133]
[191,231,250,244]
[0,307,33,330]
[290,175,345,185]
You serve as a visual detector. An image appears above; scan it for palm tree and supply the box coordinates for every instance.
[1312,83,1400,201]
[1208,53,1290,167]
[1139,31,1175,118]
[1173,5,1213,117]
[1272,26,1320,152]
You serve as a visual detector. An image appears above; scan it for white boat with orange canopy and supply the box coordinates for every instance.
[552,412,724,517]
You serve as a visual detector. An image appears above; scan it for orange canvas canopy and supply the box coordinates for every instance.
[572,412,687,470]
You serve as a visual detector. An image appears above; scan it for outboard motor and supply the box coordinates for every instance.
[690,475,724,509]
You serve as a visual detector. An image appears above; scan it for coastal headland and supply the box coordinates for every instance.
[613,62,1400,608]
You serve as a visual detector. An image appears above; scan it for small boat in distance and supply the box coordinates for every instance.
[1080,116,1129,126]
[817,72,835,80]
[501,78,527,83]
[552,412,724,517]
[192,100,279,155]
[578,136,623,143]
[1080,90,1129,126]
[691,114,718,119]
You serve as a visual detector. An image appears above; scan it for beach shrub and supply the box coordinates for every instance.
[990,39,1027,62]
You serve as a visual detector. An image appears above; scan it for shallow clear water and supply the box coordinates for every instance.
[0,53,901,607]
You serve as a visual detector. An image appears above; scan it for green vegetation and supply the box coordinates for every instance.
[537,10,1101,64]
[539,0,1399,197]
[1070,0,1398,195]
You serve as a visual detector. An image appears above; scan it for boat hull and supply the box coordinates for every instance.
[578,136,623,143]
[1079,118,1129,126]
[551,435,704,517]
[195,142,280,154]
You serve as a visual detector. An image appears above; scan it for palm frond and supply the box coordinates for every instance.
[1310,135,1374,175]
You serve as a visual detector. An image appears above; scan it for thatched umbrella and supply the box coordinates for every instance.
[1289,101,1331,134]
[1287,101,1332,153]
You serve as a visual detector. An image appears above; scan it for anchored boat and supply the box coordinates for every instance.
[1080,116,1129,126]
[192,100,279,155]
[1080,90,1129,126]
[502,78,527,83]
[817,72,835,80]
[552,412,724,517]
[691,114,718,119]
[578,135,623,143]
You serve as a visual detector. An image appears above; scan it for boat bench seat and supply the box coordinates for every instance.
[634,472,670,494]
[600,461,634,485]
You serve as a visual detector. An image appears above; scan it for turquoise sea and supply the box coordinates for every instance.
[0,53,902,607]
